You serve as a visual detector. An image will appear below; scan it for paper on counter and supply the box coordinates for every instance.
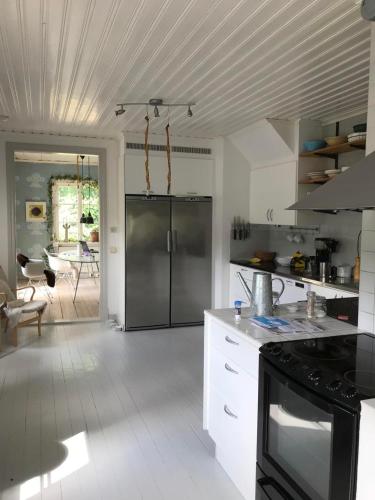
[250,316,324,334]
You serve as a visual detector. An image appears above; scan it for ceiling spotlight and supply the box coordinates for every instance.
[115,105,125,116]
[114,98,195,117]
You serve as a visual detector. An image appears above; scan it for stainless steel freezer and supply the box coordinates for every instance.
[170,197,212,325]
[125,195,171,330]
[125,195,212,330]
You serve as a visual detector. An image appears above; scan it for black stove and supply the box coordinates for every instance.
[260,333,375,411]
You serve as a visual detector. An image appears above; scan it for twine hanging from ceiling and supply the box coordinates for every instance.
[166,111,171,195]
[144,114,151,193]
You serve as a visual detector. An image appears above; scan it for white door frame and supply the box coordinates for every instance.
[6,142,108,322]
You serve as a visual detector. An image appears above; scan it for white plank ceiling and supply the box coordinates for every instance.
[0,0,371,138]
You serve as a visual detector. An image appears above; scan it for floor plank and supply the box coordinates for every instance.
[0,323,243,500]
[17,277,100,322]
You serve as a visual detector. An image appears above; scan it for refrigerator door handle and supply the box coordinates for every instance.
[167,230,172,253]
[172,230,177,253]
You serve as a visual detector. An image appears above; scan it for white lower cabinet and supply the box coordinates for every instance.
[229,264,255,307]
[276,276,310,304]
[204,317,259,500]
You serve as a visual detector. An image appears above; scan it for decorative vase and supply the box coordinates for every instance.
[90,230,99,242]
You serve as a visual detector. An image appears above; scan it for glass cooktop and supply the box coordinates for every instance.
[260,333,375,410]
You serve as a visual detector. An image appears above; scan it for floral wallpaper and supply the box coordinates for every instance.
[15,162,98,261]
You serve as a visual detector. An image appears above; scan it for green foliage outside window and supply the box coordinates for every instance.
[47,175,99,242]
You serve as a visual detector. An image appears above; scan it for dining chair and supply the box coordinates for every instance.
[17,254,53,302]
[44,248,78,286]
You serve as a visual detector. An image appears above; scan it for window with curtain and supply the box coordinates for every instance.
[52,180,100,242]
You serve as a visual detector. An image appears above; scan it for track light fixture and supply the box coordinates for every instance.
[115,104,125,116]
[114,98,195,118]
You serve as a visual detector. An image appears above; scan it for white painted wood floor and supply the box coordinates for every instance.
[0,323,243,500]
[17,277,100,322]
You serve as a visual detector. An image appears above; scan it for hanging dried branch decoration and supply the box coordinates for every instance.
[166,123,171,195]
[144,115,151,193]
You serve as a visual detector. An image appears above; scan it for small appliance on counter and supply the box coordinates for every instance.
[315,237,338,278]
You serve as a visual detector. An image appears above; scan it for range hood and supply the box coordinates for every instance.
[288,150,375,212]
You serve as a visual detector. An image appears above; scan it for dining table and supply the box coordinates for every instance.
[58,251,100,302]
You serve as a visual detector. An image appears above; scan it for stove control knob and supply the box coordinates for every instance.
[263,342,275,352]
[343,387,358,399]
[307,370,322,382]
[280,353,293,363]
[271,344,282,356]
[326,379,343,392]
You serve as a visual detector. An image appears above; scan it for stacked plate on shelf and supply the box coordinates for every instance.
[348,131,366,143]
[324,169,340,179]
[306,171,327,180]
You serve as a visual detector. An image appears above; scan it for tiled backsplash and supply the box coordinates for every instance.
[359,211,375,332]
[231,210,362,267]
[358,25,375,333]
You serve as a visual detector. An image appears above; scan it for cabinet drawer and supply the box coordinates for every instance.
[209,320,259,378]
[210,347,253,411]
[208,387,258,461]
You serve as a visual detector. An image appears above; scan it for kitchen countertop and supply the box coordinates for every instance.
[205,305,364,350]
[230,259,359,294]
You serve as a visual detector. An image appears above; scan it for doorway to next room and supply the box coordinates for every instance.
[14,150,101,322]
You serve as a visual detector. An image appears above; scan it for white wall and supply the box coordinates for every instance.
[0,130,123,323]
[212,136,251,308]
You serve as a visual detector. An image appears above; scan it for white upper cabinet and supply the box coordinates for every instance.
[250,161,297,225]
[246,119,326,226]
[171,157,213,196]
[125,154,167,195]
[124,153,213,196]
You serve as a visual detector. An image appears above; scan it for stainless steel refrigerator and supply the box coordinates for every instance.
[125,195,212,330]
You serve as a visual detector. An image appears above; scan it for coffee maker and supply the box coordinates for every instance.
[314,238,338,277]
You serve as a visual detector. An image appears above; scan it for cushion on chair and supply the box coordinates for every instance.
[19,300,47,313]
[6,299,47,314]
[44,269,56,288]
[17,253,30,267]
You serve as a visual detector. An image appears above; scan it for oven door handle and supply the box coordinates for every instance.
[257,476,294,500]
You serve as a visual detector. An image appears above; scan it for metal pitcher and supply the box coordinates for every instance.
[237,271,285,316]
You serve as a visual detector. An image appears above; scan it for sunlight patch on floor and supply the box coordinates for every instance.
[20,432,89,500]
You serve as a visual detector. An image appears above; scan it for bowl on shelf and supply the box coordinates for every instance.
[324,136,347,146]
[275,256,292,267]
[303,139,326,152]
[341,166,350,172]
[353,123,367,133]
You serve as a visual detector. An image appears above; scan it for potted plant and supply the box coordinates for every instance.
[90,226,99,242]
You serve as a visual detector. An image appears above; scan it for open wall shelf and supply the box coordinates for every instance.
[300,140,365,159]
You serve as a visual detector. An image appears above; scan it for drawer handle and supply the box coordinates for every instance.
[225,362,238,374]
[225,335,239,345]
[224,405,238,419]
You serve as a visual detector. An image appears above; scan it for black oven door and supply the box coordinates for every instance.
[257,356,358,500]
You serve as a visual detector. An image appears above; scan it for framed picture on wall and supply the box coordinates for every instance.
[25,201,47,222]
